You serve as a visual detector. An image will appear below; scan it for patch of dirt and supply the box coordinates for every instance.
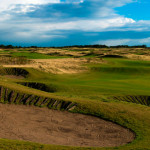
[4,75,25,79]
[0,104,135,147]
[3,65,33,68]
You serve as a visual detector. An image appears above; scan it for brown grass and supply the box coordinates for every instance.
[34,58,100,74]
[124,54,150,61]
[36,48,86,57]
[3,58,104,74]
[0,56,33,65]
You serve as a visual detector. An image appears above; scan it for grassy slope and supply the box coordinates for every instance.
[50,58,150,99]
[0,57,150,149]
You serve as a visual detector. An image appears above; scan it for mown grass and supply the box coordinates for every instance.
[0,56,150,149]
[11,52,71,59]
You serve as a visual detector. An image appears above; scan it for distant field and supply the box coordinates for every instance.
[0,47,150,150]
[11,52,71,59]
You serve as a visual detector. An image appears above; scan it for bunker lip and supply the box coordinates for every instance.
[111,95,150,106]
[4,75,25,79]
[0,68,29,78]
[102,54,124,58]
[0,104,135,147]
[17,82,57,93]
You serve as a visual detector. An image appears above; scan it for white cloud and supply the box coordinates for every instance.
[63,0,84,3]
[96,39,131,46]
[15,31,65,39]
[105,0,135,7]
[0,15,135,43]
[0,0,60,13]
[27,17,135,32]
[96,37,150,46]
[0,0,60,6]
[0,15,135,31]
[0,0,148,45]
[0,0,85,13]
[138,37,150,44]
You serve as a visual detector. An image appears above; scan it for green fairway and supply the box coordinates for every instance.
[11,52,71,59]
[46,58,150,98]
[0,49,150,150]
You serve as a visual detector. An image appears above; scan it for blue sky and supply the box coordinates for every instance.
[0,0,150,46]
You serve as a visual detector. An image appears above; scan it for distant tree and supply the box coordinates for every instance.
[131,45,147,48]
[0,44,148,49]
[0,44,5,48]
[30,46,37,48]
[5,45,14,49]
[110,45,129,48]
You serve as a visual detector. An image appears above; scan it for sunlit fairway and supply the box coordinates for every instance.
[0,47,150,150]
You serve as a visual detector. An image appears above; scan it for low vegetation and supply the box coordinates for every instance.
[0,47,150,150]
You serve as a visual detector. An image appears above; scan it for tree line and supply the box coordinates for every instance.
[0,44,147,49]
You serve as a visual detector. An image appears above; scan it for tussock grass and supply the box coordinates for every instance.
[0,56,32,65]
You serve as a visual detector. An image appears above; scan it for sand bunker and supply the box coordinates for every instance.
[0,104,134,147]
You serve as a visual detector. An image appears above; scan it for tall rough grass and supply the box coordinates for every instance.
[0,56,32,65]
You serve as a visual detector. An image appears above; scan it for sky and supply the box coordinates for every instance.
[0,0,150,46]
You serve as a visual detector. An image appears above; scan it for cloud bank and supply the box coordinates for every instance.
[0,0,149,46]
